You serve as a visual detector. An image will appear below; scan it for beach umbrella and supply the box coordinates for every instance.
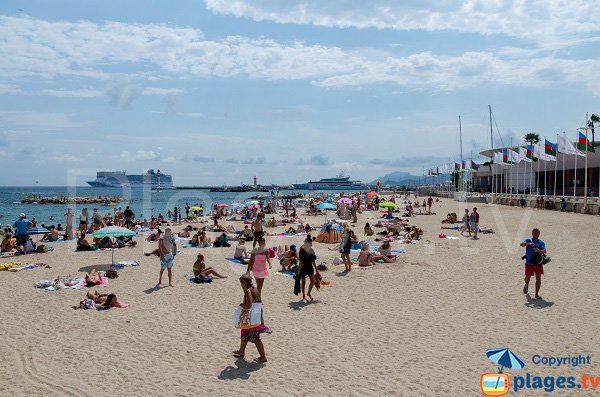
[366,192,379,197]
[216,204,229,209]
[326,197,335,203]
[26,227,50,235]
[379,201,397,209]
[296,199,308,203]
[486,348,525,372]
[316,203,336,210]
[26,227,50,243]
[245,200,260,205]
[190,206,203,211]
[93,226,136,264]
[338,197,352,204]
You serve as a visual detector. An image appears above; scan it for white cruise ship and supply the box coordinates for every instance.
[86,170,173,188]
[293,174,369,191]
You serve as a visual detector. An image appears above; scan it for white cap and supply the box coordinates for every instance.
[19,213,26,218]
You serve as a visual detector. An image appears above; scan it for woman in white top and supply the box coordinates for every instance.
[234,240,249,264]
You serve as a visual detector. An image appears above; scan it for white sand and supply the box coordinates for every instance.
[1,198,599,396]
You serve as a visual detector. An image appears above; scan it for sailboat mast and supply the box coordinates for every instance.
[489,105,494,149]
[459,115,463,161]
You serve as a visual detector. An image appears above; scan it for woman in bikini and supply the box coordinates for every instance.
[247,237,271,299]
[85,269,103,287]
[232,275,268,363]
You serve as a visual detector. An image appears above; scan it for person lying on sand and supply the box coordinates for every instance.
[85,269,104,287]
[193,253,226,278]
[86,291,120,308]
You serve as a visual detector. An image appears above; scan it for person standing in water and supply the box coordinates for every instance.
[158,228,176,287]
[64,208,74,240]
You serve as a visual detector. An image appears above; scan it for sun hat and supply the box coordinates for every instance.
[19,213,26,218]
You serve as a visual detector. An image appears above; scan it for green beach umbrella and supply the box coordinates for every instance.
[93,226,136,265]
[379,201,397,209]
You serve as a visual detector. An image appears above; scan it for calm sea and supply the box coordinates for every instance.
[0,186,313,226]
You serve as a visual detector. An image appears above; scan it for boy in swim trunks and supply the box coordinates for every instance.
[158,228,176,287]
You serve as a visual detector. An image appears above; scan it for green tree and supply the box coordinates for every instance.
[590,114,599,145]
[523,133,541,146]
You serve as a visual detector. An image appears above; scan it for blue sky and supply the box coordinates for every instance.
[0,0,598,186]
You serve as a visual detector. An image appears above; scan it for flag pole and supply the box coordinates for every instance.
[562,133,566,196]
[544,136,547,196]
[554,133,558,200]
[536,151,540,195]
[574,130,578,198]
[529,147,533,195]
[584,112,589,211]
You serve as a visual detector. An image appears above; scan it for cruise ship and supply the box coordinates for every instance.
[293,174,369,191]
[86,170,173,188]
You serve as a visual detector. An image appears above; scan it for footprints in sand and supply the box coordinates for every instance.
[10,347,92,397]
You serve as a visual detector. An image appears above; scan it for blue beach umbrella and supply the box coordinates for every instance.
[486,348,525,372]
[316,203,336,210]
[26,226,50,243]
[26,227,50,235]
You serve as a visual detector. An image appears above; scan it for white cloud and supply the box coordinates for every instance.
[0,14,598,95]
[204,0,600,48]
[48,153,79,162]
[0,110,88,130]
[120,150,161,161]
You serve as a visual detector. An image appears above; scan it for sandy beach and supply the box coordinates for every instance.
[1,198,599,397]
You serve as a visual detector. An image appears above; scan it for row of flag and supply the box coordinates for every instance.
[493,133,594,166]
[426,132,594,176]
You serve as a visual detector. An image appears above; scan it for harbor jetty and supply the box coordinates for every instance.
[20,195,126,205]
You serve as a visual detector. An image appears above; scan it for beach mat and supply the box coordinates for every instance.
[112,260,140,268]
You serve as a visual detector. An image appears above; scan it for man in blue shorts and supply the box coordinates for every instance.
[520,228,546,299]
[13,213,32,254]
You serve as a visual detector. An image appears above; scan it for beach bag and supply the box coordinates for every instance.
[106,269,119,279]
[36,245,48,253]
[317,263,328,271]
[293,276,301,296]
[233,303,262,329]
[80,299,96,310]
[194,274,213,283]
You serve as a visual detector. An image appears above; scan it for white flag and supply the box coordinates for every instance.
[509,149,520,164]
[558,134,584,157]
[535,142,556,162]
[493,152,503,164]
[519,147,532,163]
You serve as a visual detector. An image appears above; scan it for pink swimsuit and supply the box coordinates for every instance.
[252,253,269,279]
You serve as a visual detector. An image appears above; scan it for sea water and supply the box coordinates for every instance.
[0,186,310,226]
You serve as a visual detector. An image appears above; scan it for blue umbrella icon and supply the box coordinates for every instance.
[486,348,525,390]
[486,348,525,373]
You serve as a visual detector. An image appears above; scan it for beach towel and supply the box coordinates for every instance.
[180,243,193,247]
[225,258,245,265]
[9,263,45,272]
[274,271,295,278]
[111,260,140,268]
[446,236,460,240]
[0,262,21,271]
[44,277,85,291]
[96,300,128,310]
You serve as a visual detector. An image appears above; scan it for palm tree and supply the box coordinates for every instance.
[590,114,599,145]
[523,133,540,147]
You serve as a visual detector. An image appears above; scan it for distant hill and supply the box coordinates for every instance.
[370,171,419,186]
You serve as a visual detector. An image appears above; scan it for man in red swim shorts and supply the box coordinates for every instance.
[520,228,547,300]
